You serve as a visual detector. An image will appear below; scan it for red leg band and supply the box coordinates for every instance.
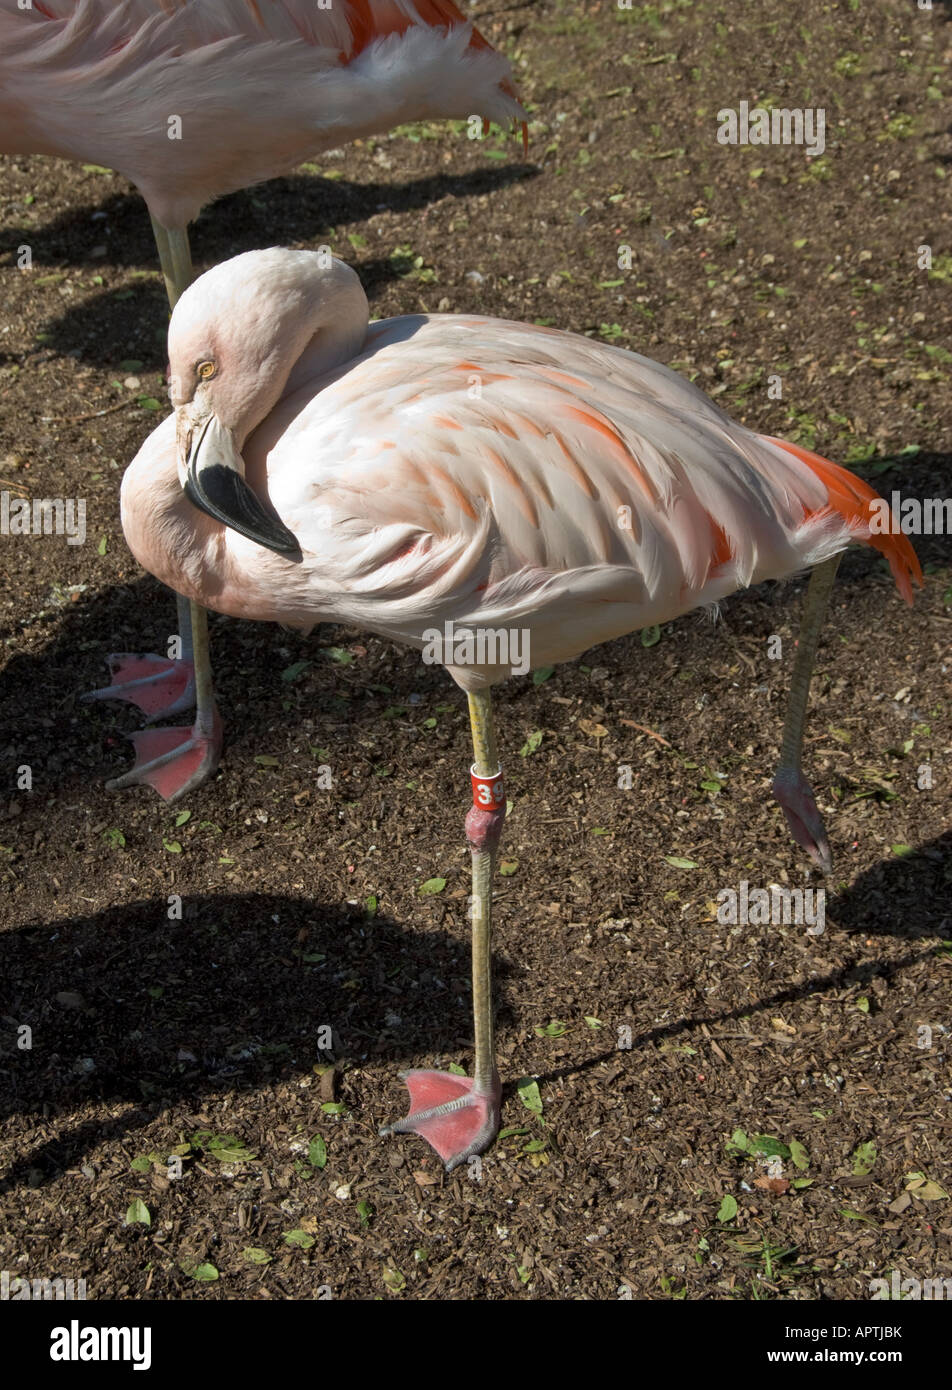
[466,764,506,852]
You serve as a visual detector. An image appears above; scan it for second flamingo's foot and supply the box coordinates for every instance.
[105,707,223,803]
[772,768,833,875]
[380,1069,502,1172]
[82,653,197,721]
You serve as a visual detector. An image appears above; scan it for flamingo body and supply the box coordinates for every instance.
[0,0,524,228]
[115,247,921,1169]
[121,249,920,690]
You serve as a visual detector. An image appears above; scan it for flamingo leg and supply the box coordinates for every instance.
[85,221,222,800]
[150,216,194,310]
[772,554,842,872]
[380,688,504,1171]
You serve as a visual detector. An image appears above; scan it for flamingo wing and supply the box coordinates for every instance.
[259,314,917,672]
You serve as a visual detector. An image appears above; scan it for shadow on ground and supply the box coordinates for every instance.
[0,889,520,1190]
[3,162,539,369]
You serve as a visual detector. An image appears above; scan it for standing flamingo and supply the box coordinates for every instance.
[117,248,921,1169]
[0,0,524,800]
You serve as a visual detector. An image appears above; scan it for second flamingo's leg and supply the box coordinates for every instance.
[103,601,221,804]
[85,222,222,800]
[772,553,842,872]
[380,688,504,1171]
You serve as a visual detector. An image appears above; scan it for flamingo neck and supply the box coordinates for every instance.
[277,311,368,414]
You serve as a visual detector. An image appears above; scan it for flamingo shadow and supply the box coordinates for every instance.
[0,890,518,1191]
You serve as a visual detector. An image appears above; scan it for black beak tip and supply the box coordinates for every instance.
[184,467,302,562]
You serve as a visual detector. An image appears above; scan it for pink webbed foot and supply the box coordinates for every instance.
[380,1069,502,1172]
[105,707,223,803]
[83,653,196,721]
[772,768,833,874]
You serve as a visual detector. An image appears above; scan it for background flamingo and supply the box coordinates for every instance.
[114,248,922,1169]
[0,0,525,799]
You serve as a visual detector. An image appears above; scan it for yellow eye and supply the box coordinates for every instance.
[198,360,216,380]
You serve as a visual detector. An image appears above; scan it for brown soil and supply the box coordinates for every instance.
[1,0,950,1302]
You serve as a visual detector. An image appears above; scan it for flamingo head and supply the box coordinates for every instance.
[166,247,367,556]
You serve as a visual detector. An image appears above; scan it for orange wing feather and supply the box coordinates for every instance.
[764,436,923,604]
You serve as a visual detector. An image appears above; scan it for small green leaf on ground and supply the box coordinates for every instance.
[852,1141,877,1176]
[243,1247,272,1265]
[641,625,661,647]
[517,1078,543,1115]
[180,1261,219,1281]
[532,666,555,684]
[418,877,446,895]
[840,1209,876,1225]
[904,1172,948,1201]
[726,1129,750,1156]
[790,1140,810,1171]
[717,1195,738,1223]
[520,730,544,757]
[124,1199,151,1227]
[308,1136,327,1170]
[750,1135,791,1160]
[665,856,698,869]
[203,1134,256,1163]
[284,1230,315,1250]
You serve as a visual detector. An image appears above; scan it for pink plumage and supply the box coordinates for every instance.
[121,248,921,690]
[0,0,525,227]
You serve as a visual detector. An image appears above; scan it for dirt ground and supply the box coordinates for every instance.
[1,0,950,1303]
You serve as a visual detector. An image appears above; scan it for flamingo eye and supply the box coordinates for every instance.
[197,360,216,380]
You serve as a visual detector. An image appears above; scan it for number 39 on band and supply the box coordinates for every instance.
[470,766,505,809]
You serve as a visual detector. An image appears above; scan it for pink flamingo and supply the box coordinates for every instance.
[0,0,524,799]
[117,248,921,1170]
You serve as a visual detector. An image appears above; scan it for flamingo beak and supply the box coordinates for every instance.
[181,410,300,558]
